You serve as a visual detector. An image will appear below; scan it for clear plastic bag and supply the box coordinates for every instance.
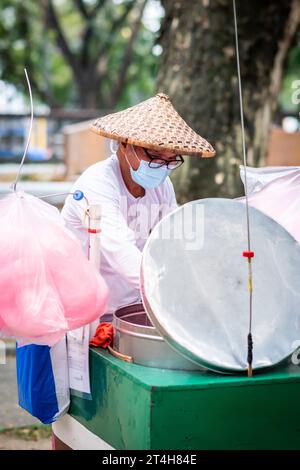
[239,166,300,243]
[0,191,108,346]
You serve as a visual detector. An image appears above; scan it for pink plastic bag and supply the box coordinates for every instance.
[239,166,300,243]
[0,191,108,346]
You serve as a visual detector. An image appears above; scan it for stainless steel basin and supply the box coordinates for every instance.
[113,303,203,370]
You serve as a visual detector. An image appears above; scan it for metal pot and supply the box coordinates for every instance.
[113,303,203,370]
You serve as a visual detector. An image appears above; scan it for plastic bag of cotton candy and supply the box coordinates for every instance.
[0,191,108,346]
[238,166,300,243]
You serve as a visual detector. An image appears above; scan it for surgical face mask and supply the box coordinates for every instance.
[125,146,171,189]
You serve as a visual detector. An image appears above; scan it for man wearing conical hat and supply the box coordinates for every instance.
[62,93,215,319]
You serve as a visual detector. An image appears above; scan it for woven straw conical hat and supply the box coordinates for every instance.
[91,93,215,157]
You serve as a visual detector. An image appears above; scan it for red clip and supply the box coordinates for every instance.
[243,251,254,258]
[88,228,101,234]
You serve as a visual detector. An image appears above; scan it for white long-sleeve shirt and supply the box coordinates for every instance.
[61,152,177,315]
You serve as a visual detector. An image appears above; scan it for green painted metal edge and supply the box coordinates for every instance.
[91,349,300,390]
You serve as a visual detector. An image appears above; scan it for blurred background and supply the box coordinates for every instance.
[0,0,300,448]
[0,0,299,204]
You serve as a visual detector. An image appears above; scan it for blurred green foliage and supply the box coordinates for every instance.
[0,1,298,113]
[0,0,162,110]
[279,35,300,113]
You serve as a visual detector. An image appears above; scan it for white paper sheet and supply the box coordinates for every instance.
[67,325,91,394]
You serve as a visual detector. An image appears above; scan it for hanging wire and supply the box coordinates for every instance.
[11,69,34,192]
[233,0,254,377]
[9,70,96,262]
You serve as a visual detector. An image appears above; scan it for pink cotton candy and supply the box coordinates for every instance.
[239,167,300,244]
[0,191,108,346]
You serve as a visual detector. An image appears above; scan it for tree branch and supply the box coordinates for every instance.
[40,0,80,75]
[106,0,148,108]
[80,21,94,67]
[79,0,109,68]
[93,0,137,73]
[269,0,300,99]
[73,0,108,19]
[73,0,90,19]
[92,0,108,16]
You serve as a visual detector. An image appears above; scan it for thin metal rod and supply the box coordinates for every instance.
[39,191,89,206]
[233,0,253,376]
[233,0,251,252]
[12,69,34,192]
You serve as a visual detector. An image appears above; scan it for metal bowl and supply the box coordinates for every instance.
[113,303,203,370]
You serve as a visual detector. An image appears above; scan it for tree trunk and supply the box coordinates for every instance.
[157,0,300,203]
[76,73,101,109]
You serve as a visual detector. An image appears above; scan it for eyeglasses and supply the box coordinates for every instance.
[143,148,184,170]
